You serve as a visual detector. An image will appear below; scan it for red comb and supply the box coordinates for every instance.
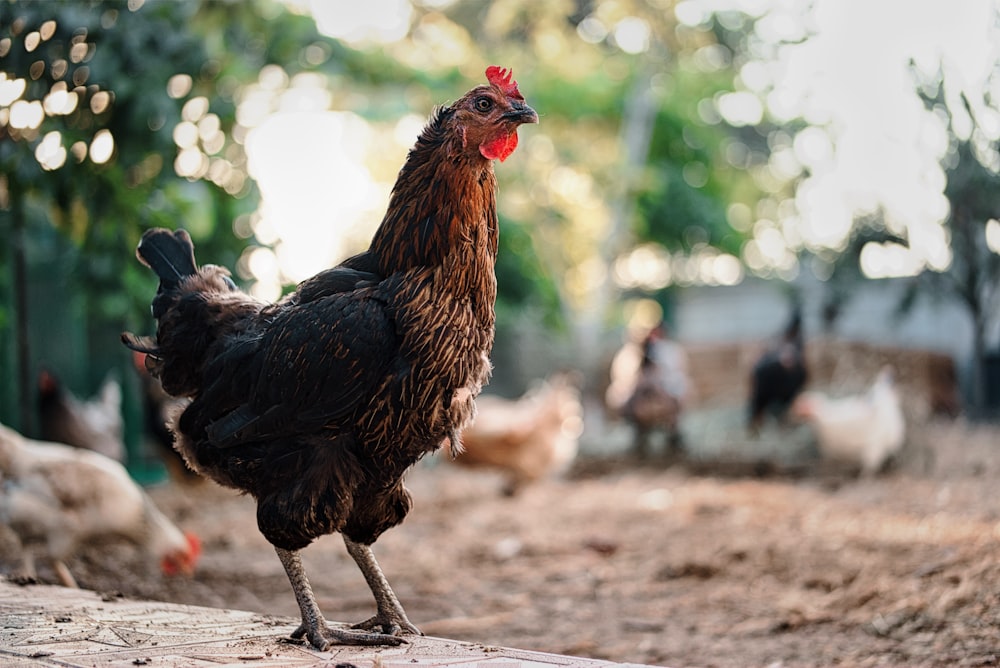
[486,66,524,101]
[186,532,202,558]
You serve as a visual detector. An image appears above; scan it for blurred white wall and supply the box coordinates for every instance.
[674,275,975,362]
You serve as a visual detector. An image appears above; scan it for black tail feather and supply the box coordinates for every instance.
[137,228,197,287]
[120,332,159,355]
[205,405,259,446]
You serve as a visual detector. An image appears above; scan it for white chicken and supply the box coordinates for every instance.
[791,366,905,475]
[0,422,200,588]
[452,373,584,495]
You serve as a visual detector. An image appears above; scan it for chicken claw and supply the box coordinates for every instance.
[350,612,421,637]
[276,546,408,650]
[288,622,407,649]
[344,536,423,637]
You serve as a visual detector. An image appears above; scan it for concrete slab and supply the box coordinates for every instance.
[0,581,660,668]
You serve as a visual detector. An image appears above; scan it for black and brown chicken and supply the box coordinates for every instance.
[748,308,808,434]
[37,370,125,462]
[122,67,536,649]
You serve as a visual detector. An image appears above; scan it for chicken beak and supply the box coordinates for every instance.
[505,104,538,125]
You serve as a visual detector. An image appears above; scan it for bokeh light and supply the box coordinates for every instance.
[613,17,651,54]
[302,0,413,45]
[987,218,1000,254]
[89,129,114,164]
[34,130,66,170]
[0,73,26,105]
[9,99,43,129]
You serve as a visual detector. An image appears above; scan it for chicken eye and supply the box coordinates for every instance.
[474,97,493,112]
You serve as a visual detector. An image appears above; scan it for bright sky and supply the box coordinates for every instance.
[236,62,411,300]
[238,0,1000,297]
[691,0,1000,278]
[5,2,996,295]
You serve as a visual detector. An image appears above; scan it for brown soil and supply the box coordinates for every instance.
[13,417,1000,668]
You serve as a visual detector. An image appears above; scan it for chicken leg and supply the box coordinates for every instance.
[52,559,78,588]
[343,536,422,637]
[275,546,406,649]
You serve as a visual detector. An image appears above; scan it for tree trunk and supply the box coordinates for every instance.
[11,177,32,435]
[574,63,659,367]
[969,303,987,417]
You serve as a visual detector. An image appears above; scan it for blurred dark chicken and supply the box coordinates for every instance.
[37,370,125,463]
[121,67,536,650]
[748,308,808,433]
[131,351,199,484]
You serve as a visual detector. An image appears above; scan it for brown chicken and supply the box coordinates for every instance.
[121,67,536,649]
[450,373,583,495]
[606,323,689,456]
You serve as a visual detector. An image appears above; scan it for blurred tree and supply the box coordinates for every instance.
[2,0,767,432]
[369,0,760,364]
[900,88,1000,416]
[693,0,1000,418]
[936,139,1000,415]
[0,0,228,433]
[0,0,314,434]
[822,95,1000,417]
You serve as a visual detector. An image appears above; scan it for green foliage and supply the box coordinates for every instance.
[495,214,562,329]
[0,0,248,430]
[638,71,748,254]
[0,0,771,428]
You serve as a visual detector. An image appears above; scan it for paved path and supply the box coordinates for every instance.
[0,580,659,667]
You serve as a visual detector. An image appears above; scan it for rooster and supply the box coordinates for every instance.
[37,370,125,462]
[791,366,905,475]
[121,67,537,649]
[0,423,200,588]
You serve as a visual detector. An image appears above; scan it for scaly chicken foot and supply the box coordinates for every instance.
[275,547,406,649]
[8,552,40,586]
[343,536,422,636]
[52,559,79,588]
[11,553,76,587]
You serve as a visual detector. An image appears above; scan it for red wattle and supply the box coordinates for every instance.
[480,131,519,162]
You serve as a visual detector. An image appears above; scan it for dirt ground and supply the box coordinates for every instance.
[9,414,1000,668]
